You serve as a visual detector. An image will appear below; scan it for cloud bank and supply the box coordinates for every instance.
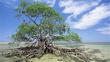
[59,0,101,15]
[58,0,110,31]
[73,5,110,29]
[97,24,110,35]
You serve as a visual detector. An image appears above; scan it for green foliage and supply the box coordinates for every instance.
[54,32,81,42]
[12,23,38,42]
[65,33,81,42]
[16,0,63,21]
[25,3,61,18]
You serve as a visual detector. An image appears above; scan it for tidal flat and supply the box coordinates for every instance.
[0,42,110,62]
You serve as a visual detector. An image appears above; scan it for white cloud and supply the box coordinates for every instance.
[59,0,101,15]
[45,0,56,7]
[58,0,110,30]
[72,5,110,29]
[0,0,56,9]
[97,24,110,35]
[33,0,56,7]
[0,0,17,9]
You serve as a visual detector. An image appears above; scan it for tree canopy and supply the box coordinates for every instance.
[12,0,81,47]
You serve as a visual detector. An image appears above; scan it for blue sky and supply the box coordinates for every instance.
[0,0,110,42]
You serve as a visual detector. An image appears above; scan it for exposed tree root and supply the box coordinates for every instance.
[3,45,105,62]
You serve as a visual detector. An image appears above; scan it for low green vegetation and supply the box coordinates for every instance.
[54,32,81,42]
